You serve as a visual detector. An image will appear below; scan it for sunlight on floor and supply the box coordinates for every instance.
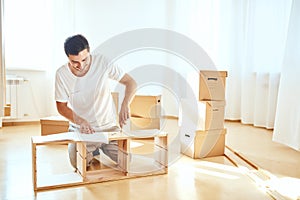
[246,169,300,200]
[175,159,243,181]
[195,168,240,180]
[197,160,249,173]
[177,158,300,200]
[195,161,243,180]
[266,177,300,200]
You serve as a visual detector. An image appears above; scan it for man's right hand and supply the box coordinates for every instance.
[79,120,95,134]
[56,101,95,134]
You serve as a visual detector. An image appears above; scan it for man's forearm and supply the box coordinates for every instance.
[122,80,136,106]
[56,101,95,133]
[118,74,137,127]
[120,74,137,105]
[56,102,85,125]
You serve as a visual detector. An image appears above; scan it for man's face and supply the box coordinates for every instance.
[68,49,91,72]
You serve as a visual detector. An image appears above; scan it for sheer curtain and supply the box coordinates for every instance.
[227,0,292,129]
[171,0,293,129]
[273,0,300,150]
[46,0,76,116]
[0,0,5,127]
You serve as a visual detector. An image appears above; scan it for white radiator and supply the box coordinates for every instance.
[6,75,25,119]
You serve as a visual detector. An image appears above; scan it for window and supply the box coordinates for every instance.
[4,0,53,70]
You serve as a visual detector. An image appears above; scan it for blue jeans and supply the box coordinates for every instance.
[68,125,120,168]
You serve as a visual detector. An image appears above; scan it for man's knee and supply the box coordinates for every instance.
[68,143,77,168]
[101,142,118,162]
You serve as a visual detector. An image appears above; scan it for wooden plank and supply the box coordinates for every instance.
[36,173,83,191]
[76,153,86,178]
[154,145,168,168]
[154,135,168,171]
[85,168,126,180]
[118,139,129,173]
[31,139,37,191]
[225,145,259,170]
[35,170,167,191]
[154,135,167,149]
[76,142,86,157]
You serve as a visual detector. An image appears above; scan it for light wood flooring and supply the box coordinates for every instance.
[0,120,299,200]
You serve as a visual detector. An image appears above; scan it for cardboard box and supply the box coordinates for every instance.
[130,117,160,130]
[4,104,11,116]
[180,129,226,159]
[180,99,225,130]
[130,95,161,118]
[40,116,69,136]
[199,70,227,101]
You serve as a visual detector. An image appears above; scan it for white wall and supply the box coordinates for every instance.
[5,1,174,121]
[72,1,197,117]
[5,69,52,121]
[73,1,170,48]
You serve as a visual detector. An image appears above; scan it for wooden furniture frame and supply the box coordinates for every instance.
[31,132,168,191]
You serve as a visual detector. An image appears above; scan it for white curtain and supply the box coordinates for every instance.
[273,0,300,151]
[228,0,291,129]
[171,0,293,129]
[0,0,5,127]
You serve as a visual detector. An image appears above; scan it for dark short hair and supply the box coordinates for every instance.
[64,34,90,56]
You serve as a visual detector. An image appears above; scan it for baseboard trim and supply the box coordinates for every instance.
[162,115,178,120]
[3,121,40,126]
[225,119,241,122]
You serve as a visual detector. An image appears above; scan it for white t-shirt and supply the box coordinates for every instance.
[55,53,125,130]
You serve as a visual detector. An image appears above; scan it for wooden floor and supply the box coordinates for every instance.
[0,120,299,200]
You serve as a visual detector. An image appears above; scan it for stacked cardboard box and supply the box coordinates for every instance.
[129,95,161,130]
[180,70,227,158]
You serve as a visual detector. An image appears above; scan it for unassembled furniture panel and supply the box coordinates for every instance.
[31,132,167,191]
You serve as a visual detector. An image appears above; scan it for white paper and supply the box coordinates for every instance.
[33,132,115,144]
[73,132,110,143]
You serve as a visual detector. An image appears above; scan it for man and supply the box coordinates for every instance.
[55,34,136,168]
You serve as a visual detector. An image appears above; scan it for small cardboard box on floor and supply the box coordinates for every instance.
[40,116,69,136]
[180,128,226,158]
[199,70,227,101]
[129,95,161,130]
